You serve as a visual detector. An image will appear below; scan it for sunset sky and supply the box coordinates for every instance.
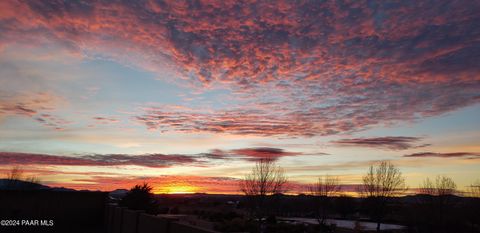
[0,0,479,194]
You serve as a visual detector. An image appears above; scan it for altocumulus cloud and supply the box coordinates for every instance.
[0,92,69,130]
[1,1,479,136]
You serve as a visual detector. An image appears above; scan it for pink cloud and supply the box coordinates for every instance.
[0,147,304,168]
[332,136,429,150]
[0,1,478,137]
[0,92,69,130]
[0,152,202,168]
[230,147,302,161]
[92,116,120,124]
[403,152,480,159]
[202,147,304,162]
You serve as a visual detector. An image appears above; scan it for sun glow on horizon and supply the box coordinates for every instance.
[155,184,200,194]
[0,0,479,196]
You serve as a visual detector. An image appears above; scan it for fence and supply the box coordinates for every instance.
[105,204,220,233]
[0,190,107,232]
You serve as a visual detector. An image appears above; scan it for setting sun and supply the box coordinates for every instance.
[1,1,479,232]
[157,185,199,194]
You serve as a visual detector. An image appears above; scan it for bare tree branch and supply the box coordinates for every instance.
[361,161,406,232]
[240,158,288,219]
[420,175,457,196]
[309,175,340,224]
[468,180,480,198]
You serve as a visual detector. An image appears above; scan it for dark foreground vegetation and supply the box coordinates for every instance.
[108,160,480,233]
[2,188,478,233]
[1,163,479,233]
[123,192,477,233]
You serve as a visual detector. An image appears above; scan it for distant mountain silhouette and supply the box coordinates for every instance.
[0,179,50,190]
[109,188,129,199]
[50,186,77,192]
[0,179,76,191]
[399,194,464,203]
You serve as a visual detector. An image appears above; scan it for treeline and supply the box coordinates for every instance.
[115,159,479,232]
[238,159,480,233]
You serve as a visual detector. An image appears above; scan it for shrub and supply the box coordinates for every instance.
[119,183,159,214]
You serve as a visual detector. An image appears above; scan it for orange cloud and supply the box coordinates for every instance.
[0,92,69,130]
[0,1,479,137]
[43,175,242,194]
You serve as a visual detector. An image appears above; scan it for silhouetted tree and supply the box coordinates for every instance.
[240,158,287,219]
[5,166,23,189]
[361,161,406,232]
[466,180,480,232]
[309,175,340,225]
[417,175,457,233]
[3,166,41,189]
[420,175,456,196]
[335,195,356,219]
[468,180,480,198]
[6,167,23,180]
[120,183,159,214]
